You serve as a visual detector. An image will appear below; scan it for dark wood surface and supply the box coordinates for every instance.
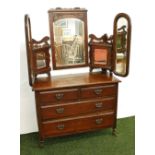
[40,97,115,120]
[33,72,120,91]
[42,111,114,138]
[33,72,120,144]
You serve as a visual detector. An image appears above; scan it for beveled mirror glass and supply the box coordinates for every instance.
[35,53,46,69]
[48,8,88,69]
[113,13,131,77]
[54,18,85,66]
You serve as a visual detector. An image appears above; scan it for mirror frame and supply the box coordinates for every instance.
[25,14,33,86]
[48,8,88,70]
[113,13,131,77]
[89,34,113,72]
[25,15,51,86]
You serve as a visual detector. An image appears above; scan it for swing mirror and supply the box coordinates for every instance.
[113,13,131,77]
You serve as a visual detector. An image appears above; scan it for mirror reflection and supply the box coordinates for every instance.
[36,53,46,69]
[54,18,85,67]
[94,49,108,65]
[115,17,128,75]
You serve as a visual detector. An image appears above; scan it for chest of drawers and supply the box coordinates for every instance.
[32,72,120,145]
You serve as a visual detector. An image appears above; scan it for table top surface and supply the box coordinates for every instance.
[32,72,121,91]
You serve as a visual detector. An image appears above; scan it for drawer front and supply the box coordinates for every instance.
[40,97,115,120]
[76,112,114,131]
[81,84,117,99]
[42,112,114,137]
[38,89,79,104]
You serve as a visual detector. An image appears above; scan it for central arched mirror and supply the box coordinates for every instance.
[113,13,131,77]
[48,8,88,69]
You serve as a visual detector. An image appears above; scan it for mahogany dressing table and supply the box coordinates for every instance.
[24,8,131,146]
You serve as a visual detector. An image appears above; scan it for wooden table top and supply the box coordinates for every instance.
[32,72,121,91]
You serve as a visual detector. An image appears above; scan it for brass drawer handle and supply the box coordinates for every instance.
[95,118,103,125]
[55,93,64,100]
[56,107,64,114]
[95,102,103,108]
[57,124,65,130]
[94,89,102,95]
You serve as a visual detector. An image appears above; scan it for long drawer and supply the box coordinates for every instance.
[40,97,115,120]
[37,88,79,104]
[81,84,117,99]
[42,111,114,137]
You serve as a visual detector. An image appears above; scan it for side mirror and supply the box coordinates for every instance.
[113,13,131,77]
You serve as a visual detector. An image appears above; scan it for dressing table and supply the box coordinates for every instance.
[24,8,131,146]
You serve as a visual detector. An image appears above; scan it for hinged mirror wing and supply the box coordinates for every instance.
[25,15,51,86]
[113,13,131,77]
[48,8,88,69]
[89,34,113,73]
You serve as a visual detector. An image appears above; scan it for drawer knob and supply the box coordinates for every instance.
[95,118,103,125]
[55,93,64,100]
[94,89,102,95]
[56,107,64,114]
[95,102,103,108]
[57,124,65,130]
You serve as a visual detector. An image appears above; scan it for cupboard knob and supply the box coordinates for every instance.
[55,93,64,100]
[56,107,64,114]
[95,102,103,108]
[95,118,103,125]
[57,124,65,130]
[94,89,102,95]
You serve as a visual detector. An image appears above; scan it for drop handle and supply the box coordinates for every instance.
[94,89,102,95]
[95,118,103,125]
[56,107,64,114]
[55,93,64,100]
[57,124,65,130]
[95,102,103,108]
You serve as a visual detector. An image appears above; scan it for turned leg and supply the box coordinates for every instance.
[90,67,93,72]
[47,72,51,77]
[101,68,107,73]
[39,136,45,148]
[39,140,44,148]
[110,71,113,76]
[112,128,117,136]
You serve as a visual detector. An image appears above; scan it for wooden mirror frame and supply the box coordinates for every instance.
[25,14,34,86]
[89,34,113,73]
[48,8,88,70]
[113,13,131,77]
[25,14,51,86]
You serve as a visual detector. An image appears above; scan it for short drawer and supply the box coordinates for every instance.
[42,111,114,137]
[81,84,117,99]
[40,97,115,120]
[37,88,79,104]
